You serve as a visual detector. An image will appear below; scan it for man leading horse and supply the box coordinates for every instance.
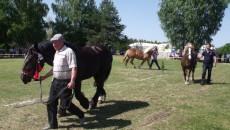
[40,34,85,129]
[198,43,217,85]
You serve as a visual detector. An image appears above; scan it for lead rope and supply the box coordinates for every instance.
[39,79,74,109]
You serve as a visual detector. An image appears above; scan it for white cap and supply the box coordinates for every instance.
[50,34,64,42]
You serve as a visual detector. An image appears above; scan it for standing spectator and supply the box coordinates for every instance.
[219,53,222,62]
[216,52,219,63]
[150,51,161,70]
[198,43,217,85]
[40,34,85,129]
[224,53,227,63]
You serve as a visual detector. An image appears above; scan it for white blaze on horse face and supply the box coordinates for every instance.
[188,48,191,59]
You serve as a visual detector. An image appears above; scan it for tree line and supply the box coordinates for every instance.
[1,0,229,52]
[216,43,230,54]
[0,0,129,51]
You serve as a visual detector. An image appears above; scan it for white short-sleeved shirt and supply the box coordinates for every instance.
[53,45,77,79]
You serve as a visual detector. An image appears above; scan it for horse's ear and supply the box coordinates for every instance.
[34,42,39,52]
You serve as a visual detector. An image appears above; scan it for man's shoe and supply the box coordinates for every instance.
[200,81,205,85]
[43,125,58,130]
[80,117,85,125]
[207,82,211,85]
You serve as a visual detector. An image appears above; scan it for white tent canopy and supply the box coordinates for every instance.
[129,43,158,50]
[128,42,172,58]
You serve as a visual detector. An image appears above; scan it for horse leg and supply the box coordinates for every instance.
[188,69,192,83]
[98,88,106,104]
[125,57,130,68]
[89,79,104,109]
[130,58,136,68]
[183,69,186,81]
[138,60,145,69]
[183,69,188,84]
[89,67,109,109]
[185,69,191,85]
[147,60,151,69]
[74,81,89,110]
[192,68,195,81]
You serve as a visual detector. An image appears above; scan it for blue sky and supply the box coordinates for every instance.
[43,0,230,48]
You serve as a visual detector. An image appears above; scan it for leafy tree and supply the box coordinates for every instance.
[52,0,88,46]
[98,0,125,46]
[0,0,16,49]
[83,0,101,44]
[7,0,49,47]
[52,0,125,47]
[216,43,230,54]
[158,0,229,52]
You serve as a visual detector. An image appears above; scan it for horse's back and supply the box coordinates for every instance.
[76,45,112,80]
[127,48,145,59]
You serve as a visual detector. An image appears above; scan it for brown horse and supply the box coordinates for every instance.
[121,46,158,69]
[181,43,197,84]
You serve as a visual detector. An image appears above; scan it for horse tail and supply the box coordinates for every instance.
[121,50,129,63]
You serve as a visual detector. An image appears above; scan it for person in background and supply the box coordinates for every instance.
[198,43,217,85]
[40,34,85,129]
[150,51,161,70]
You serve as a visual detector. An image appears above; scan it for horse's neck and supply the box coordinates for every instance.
[39,43,55,66]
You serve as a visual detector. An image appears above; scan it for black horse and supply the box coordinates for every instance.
[21,40,113,109]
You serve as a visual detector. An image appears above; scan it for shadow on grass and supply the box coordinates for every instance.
[193,79,230,85]
[60,100,149,129]
[140,68,168,71]
[193,79,203,84]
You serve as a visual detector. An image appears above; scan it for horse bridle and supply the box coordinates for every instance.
[21,49,73,107]
[21,51,44,78]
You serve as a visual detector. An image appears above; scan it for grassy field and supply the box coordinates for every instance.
[0,56,230,130]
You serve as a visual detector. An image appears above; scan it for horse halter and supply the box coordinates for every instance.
[21,51,44,78]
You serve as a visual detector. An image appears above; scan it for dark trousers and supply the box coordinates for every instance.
[202,63,213,83]
[47,78,84,127]
[150,59,161,70]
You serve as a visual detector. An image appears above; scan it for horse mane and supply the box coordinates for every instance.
[36,40,54,53]
[36,40,80,54]
[143,46,156,54]
[183,43,194,54]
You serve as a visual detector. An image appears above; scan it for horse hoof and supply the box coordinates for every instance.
[185,82,189,85]
[98,96,106,104]
[101,95,106,102]
[89,100,96,110]
[98,100,102,104]
[98,96,103,104]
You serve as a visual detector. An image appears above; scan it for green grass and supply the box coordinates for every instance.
[0,57,230,130]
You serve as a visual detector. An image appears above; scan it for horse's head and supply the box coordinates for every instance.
[21,42,44,84]
[153,46,158,55]
[184,43,194,60]
[144,46,158,55]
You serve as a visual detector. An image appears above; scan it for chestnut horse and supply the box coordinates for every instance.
[181,43,197,84]
[121,46,158,69]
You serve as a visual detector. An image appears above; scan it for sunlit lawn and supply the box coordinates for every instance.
[0,57,230,129]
